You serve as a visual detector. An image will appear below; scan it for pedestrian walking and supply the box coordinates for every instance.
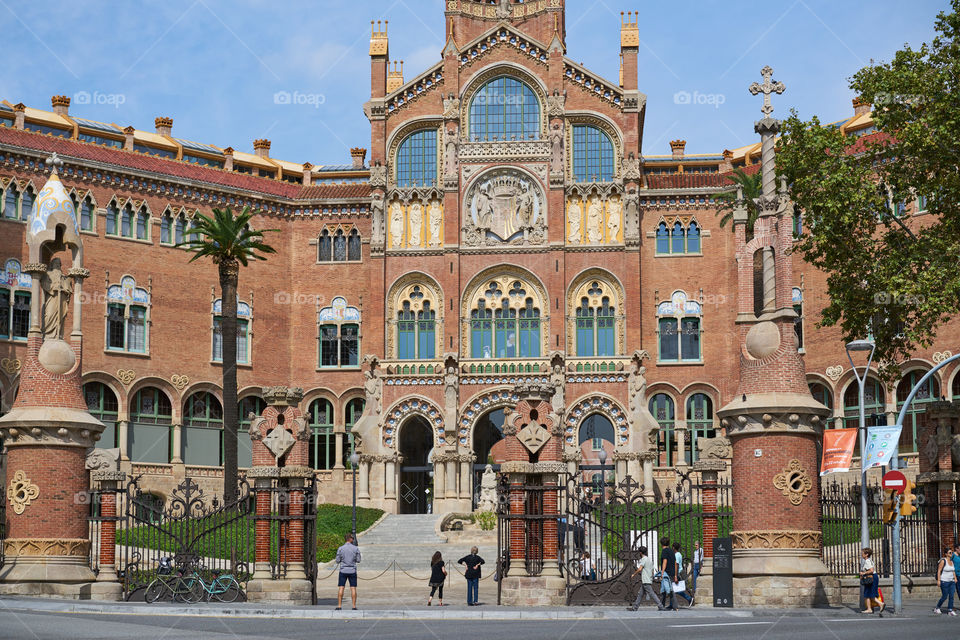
[334,533,361,610]
[581,550,596,581]
[427,551,447,607]
[859,547,882,614]
[673,541,694,607]
[627,546,662,610]
[691,540,703,592]
[934,547,957,615]
[954,544,960,599]
[658,537,678,611]
[458,546,485,606]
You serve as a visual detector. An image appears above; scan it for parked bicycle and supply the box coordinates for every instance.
[182,569,244,603]
[145,569,201,604]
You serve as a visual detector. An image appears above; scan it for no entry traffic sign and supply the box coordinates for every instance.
[882,470,907,493]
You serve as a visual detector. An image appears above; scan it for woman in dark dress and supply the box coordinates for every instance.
[428,551,447,606]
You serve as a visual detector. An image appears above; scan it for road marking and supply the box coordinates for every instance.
[823,618,914,623]
[670,622,773,628]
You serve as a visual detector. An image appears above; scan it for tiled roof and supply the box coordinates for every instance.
[646,173,726,189]
[0,126,302,198]
[846,131,895,154]
[297,183,370,200]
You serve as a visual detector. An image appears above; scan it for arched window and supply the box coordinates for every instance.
[656,221,669,254]
[392,282,439,361]
[3,184,18,219]
[572,125,615,182]
[671,221,684,254]
[213,298,252,365]
[121,203,134,238]
[84,382,119,449]
[70,194,95,232]
[809,382,834,427]
[160,212,172,244]
[183,392,223,466]
[238,396,265,468]
[469,76,540,141]
[344,398,364,467]
[308,398,336,470]
[0,259,32,341]
[136,206,149,240]
[318,228,361,263]
[896,371,939,454]
[130,387,173,463]
[174,215,186,245]
[573,278,619,358]
[333,229,347,261]
[656,218,702,255]
[105,202,119,235]
[686,393,715,463]
[105,275,149,354]
[19,186,34,221]
[656,291,702,362]
[396,129,438,188]
[318,229,332,261]
[348,228,361,261]
[687,221,701,253]
[650,393,676,466]
[793,287,804,351]
[318,297,360,368]
[579,413,615,488]
[467,276,543,359]
[470,300,493,359]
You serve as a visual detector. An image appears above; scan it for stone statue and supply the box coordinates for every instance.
[607,196,622,242]
[567,197,582,243]
[586,195,603,243]
[550,121,564,174]
[516,183,534,228]
[428,200,443,246]
[444,128,459,180]
[496,0,512,20]
[624,190,640,240]
[475,186,494,230]
[41,257,72,340]
[409,202,424,247]
[628,350,658,452]
[371,194,385,250]
[476,464,497,512]
[351,356,383,452]
[444,363,458,432]
[389,201,404,248]
[550,358,565,419]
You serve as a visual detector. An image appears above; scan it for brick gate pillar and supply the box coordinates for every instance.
[91,470,124,599]
[918,401,960,563]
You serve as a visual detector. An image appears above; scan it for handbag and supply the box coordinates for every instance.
[860,574,874,587]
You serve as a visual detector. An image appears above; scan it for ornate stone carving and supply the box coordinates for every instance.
[627,351,658,452]
[427,199,443,246]
[85,447,120,471]
[459,140,550,164]
[3,538,91,558]
[7,470,40,515]
[731,530,821,550]
[549,352,565,421]
[443,354,459,436]
[389,200,404,248]
[370,193,385,252]
[442,94,461,119]
[550,121,564,175]
[773,459,813,506]
[476,464,498,512]
[623,190,640,242]
[171,374,189,391]
[621,155,641,182]
[443,127,459,183]
[697,436,732,460]
[352,355,383,451]
[517,422,550,455]
[408,201,424,247]
[567,195,582,243]
[825,365,843,382]
[586,194,603,243]
[0,357,22,376]
[546,92,565,118]
[607,195,622,241]
[463,169,545,246]
[41,257,72,340]
[117,369,136,386]
[933,350,953,364]
[369,163,387,189]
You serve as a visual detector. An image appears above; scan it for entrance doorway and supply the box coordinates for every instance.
[578,413,615,494]
[472,408,504,507]
[398,417,433,514]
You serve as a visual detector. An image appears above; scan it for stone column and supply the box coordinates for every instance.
[675,424,688,467]
[459,455,472,504]
[358,457,371,499]
[170,422,183,464]
[433,456,445,504]
[90,470,124,600]
[445,458,457,499]
[385,457,397,499]
[641,451,656,499]
[334,432,345,469]
[117,420,130,461]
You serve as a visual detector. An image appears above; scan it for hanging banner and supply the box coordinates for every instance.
[863,425,902,470]
[820,428,857,476]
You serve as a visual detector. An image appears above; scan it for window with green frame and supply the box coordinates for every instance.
[657,317,700,362]
[319,323,359,368]
[655,219,701,255]
[0,287,31,341]
[396,288,435,361]
[468,76,540,142]
[396,129,438,188]
[129,387,173,463]
[650,393,676,466]
[843,378,886,457]
[105,202,119,235]
[182,392,223,466]
[70,194,95,231]
[896,371,939,454]
[3,184,19,219]
[344,398,364,467]
[238,396,265,468]
[572,125,615,182]
[686,393,715,464]
[809,382,834,427]
[308,398,336,470]
[84,381,119,449]
[470,283,540,359]
[574,292,616,357]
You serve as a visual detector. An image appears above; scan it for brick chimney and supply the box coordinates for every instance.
[302,162,313,187]
[620,12,639,92]
[720,149,734,173]
[51,95,70,116]
[13,103,25,129]
[123,126,135,151]
[852,97,871,117]
[253,139,271,158]
[350,148,367,169]
[370,20,389,99]
[670,139,686,160]
[155,117,173,137]
[222,147,234,171]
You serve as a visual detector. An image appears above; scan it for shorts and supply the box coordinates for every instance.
[338,572,357,588]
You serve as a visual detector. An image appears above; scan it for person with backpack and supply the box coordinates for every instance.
[427,551,447,606]
[934,547,957,615]
[673,541,694,607]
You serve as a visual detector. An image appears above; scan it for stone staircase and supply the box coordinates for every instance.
[329,514,493,575]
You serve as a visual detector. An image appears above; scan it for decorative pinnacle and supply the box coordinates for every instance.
[45,152,63,174]
[748,65,785,117]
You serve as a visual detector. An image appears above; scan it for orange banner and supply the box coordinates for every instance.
[820,428,857,476]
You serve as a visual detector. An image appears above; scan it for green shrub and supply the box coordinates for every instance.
[475,511,496,531]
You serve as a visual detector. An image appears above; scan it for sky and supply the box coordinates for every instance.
[0,0,949,165]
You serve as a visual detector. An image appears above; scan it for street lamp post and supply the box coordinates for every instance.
[349,452,360,541]
[845,338,876,552]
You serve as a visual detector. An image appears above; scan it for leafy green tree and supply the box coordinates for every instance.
[776,1,960,376]
[178,206,276,499]
[714,167,762,231]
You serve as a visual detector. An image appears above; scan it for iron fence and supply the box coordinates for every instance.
[0,488,5,570]
[819,478,947,577]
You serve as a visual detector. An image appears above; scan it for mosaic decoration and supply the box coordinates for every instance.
[565,395,628,446]
[3,259,32,288]
[319,296,360,322]
[7,470,40,515]
[458,388,520,446]
[213,298,251,318]
[107,276,149,305]
[383,397,444,447]
[773,459,813,506]
[792,287,803,304]
[656,290,702,316]
[28,171,78,237]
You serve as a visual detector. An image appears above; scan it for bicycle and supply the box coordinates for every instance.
[182,570,244,603]
[145,570,202,604]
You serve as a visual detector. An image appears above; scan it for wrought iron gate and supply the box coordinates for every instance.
[0,488,6,570]
[303,475,318,605]
[117,475,254,600]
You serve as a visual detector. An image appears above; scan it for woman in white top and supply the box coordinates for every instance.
[859,547,881,614]
[934,547,957,615]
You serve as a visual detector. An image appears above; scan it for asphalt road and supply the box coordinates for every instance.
[0,608,953,640]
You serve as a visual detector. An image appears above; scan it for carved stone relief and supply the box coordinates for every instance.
[462,169,545,247]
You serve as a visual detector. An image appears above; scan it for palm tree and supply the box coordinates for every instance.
[178,206,276,501]
[714,167,762,231]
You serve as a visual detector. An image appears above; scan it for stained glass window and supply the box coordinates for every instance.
[396,129,437,188]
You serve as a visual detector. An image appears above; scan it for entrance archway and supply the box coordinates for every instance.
[472,408,505,507]
[578,413,615,495]
[398,417,434,514]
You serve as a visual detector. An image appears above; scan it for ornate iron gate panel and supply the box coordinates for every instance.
[0,488,6,570]
[303,475,318,605]
[117,475,254,600]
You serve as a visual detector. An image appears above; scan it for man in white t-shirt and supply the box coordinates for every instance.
[692,540,704,592]
[627,546,662,611]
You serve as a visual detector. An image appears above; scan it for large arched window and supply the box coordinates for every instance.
[686,393,715,464]
[84,382,119,449]
[650,393,676,467]
[396,129,438,188]
[656,291,702,362]
[470,280,541,358]
[389,278,441,360]
[308,398,336,470]
[182,392,223,466]
[572,278,619,358]
[572,125,615,182]
[130,387,173,463]
[469,76,540,142]
[896,371,938,454]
